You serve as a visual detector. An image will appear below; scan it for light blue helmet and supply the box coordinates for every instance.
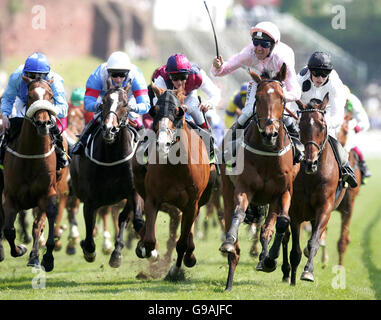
[23,52,50,73]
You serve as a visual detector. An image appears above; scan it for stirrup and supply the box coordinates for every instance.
[342,167,358,188]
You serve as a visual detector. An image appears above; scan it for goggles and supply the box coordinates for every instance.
[310,69,331,78]
[25,72,48,80]
[169,73,189,81]
[110,71,128,78]
[252,39,273,49]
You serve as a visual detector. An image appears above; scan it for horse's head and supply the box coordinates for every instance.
[99,79,132,144]
[249,63,287,148]
[296,93,329,174]
[22,74,55,136]
[149,84,185,159]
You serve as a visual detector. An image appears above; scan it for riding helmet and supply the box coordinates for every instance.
[250,21,280,43]
[165,54,191,74]
[23,52,50,73]
[307,52,333,70]
[106,51,131,72]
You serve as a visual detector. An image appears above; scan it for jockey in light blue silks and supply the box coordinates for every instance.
[0,52,69,170]
[71,51,151,154]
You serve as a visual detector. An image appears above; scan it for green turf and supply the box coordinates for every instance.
[0,159,379,300]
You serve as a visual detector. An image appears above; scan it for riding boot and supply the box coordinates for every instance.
[50,124,69,170]
[71,118,98,155]
[359,160,371,184]
[286,122,304,164]
[328,136,358,188]
[0,131,8,166]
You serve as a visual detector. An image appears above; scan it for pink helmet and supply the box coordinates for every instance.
[250,21,280,43]
[165,54,191,74]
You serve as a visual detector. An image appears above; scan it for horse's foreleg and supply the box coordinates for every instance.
[220,191,251,254]
[109,199,132,268]
[66,197,80,255]
[290,222,302,286]
[80,201,97,262]
[41,195,58,272]
[0,206,5,262]
[164,207,181,264]
[3,199,27,258]
[263,192,291,272]
[18,210,32,244]
[136,197,158,259]
[54,194,68,251]
[281,228,291,283]
[27,209,46,268]
[301,205,332,282]
[338,205,353,266]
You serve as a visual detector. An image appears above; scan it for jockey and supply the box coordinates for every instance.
[72,51,150,154]
[211,21,303,164]
[0,52,69,170]
[296,51,358,188]
[225,82,248,128]
[342,85,371,183]
[152,54,221,130]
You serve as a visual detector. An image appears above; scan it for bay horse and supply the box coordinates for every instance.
[219,64,300,291]
[0,76,59,271]
[281,95,347,285]
[132,84,212,281]
[70,80,144,267]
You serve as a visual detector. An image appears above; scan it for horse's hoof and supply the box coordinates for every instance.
[282,276,290,284]
[41,254,54,272]
[13,244,28,257]
[148,249,160,262]
[262,257,277,273]
[183,254,197,268]
[219,241,235,254]
[54,240,62,252]
[80,240,96,262]
[300,271,315,282]
[303,246,310,258]
[135,243,150,259]
[66,245,76,255]
[27,256,40,268]
[109,251,122,268]
[256,260,264,271]
[164,265,185,282]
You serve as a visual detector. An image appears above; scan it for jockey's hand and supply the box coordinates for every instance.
[2,116,10,130]
[213,56,223,70]
[181,104,188,113]
[199,102,213,113]
[127,101,137,113]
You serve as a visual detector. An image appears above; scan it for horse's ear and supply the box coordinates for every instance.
[277,63,287,82]
[22,74,33,85]
[174,86,186,105]
[295,99,306,110]
[249,68,261,83]
[149,105,159,118]
[124,79,132,93]
[151,83,165,98]
[321,92,329,110]
[107,76,114,90]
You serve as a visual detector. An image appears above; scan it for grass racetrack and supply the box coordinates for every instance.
[0,159,380,301]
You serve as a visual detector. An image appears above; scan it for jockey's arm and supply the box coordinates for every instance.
[128,69,150,115]
[198,69,221,111]
[349,93,370,132]
[326,81,346,135]
[50,74,68,119]
[84,65,104,113]
[1,71,19,118]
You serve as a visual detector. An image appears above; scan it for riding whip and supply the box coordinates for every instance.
[204,1,219,58]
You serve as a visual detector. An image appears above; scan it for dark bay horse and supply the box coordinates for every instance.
[281,95,347,285]
[132,84,212,281]
[219,64,300,291]
[0,76,59,271]
[70,80,144,267]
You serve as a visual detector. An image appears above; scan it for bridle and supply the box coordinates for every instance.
[253,79,286,133]
[297,108,328,160]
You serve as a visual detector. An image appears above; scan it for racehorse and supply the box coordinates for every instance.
[280,95,347,285]
[132,84,213,281]
[219,64,300,291]
[70,80,144,267]
[0,76,60,271]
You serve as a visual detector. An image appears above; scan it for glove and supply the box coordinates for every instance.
[2,115,10,130]
[199,102,213,113]
[213,56,224,70]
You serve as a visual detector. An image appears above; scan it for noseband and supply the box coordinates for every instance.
[297,108,328,159]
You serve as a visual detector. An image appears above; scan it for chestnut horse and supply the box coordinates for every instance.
[70,81,144,267]
[281,95,347,285]
[0,76,59,271]
[219,64,300,291]
[133,85,212,281]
